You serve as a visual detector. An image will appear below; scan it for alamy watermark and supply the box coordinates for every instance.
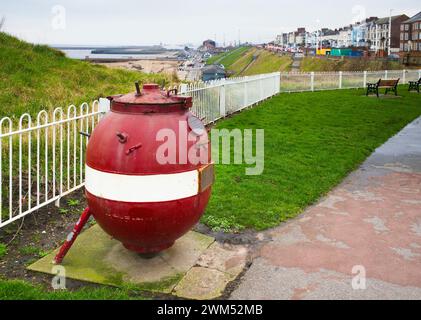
[351,265,367,290]
[51,265,66,290]
[155,121,265,176]
[51,5,66,30]
[212,128,264,176]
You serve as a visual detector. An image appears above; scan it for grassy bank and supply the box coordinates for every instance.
[228,48,258,75]
[227,48,292,76]
[0,33,171,118]
[202,86,421,231]
[206,46,249,69]
[241,50,292,76]
[300,56,404,72]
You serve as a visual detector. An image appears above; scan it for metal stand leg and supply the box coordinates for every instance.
[53,207,92,264]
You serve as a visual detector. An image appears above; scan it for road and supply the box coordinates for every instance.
[177,51,204,82]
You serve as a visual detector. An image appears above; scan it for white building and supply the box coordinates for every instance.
[367,15,409,53]
[351,17,378,47]
[337,28,352,47]
[320,30,340,47]
[283,28,307,48]
[275,33,288,46]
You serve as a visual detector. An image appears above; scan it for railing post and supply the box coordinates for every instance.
[363,71,367,88]
[310,72,315,92]
[219,80,226,118]
[419,69,421,80]
[99,98,110,120]
[179,83,188,94]
[244,81,248,107]
[385,70,388,80]
[259,74,264,100]
[272,74,276,95]
[0,132,2,223]
[402,69,406,84]
[277,72,281,94]
[339,71,343,89]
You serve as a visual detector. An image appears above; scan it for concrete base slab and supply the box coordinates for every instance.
[28,224,214,293]
[28,224,248,298]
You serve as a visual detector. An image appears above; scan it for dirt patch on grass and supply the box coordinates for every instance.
[0,189,89,287]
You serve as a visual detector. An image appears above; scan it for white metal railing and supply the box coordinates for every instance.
[0,72,280,228]
[179,72,281,125]
[280,69,421,93]
[0,101,111,228]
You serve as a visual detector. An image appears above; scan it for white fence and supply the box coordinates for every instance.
[280,69,421,93]
[180,72,281,125]
[0,72,280,228]
[0,102,110,228]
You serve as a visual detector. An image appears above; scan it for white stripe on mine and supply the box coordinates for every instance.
[85,165,199,203]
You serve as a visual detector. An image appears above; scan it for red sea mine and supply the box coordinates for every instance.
[85,83,214,254]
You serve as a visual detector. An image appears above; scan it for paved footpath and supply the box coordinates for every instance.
[231,116,421,300]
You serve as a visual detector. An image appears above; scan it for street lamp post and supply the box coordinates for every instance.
[388,9,393,56]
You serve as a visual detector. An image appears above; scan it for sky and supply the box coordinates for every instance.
[0,0,419,46]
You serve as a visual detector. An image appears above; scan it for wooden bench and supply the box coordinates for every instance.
[408,77,421,93]
[366,78,400,98]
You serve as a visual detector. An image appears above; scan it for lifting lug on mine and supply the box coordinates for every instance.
[135,82,142,96]
[166,88,178,97]
[116,132,128,143]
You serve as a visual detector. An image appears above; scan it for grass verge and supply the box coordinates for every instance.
[0,279,146,300]
[300,56,405,72]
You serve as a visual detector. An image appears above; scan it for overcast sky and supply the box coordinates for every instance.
[0,0,419,46]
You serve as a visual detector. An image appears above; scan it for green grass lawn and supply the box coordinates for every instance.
[202,87,421,231]
[0,279,146,300]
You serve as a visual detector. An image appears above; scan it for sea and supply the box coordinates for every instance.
[60,49,175,60]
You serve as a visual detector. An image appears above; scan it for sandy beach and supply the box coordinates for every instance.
[94,59,188,80]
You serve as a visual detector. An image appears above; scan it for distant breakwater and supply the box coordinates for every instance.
[91,49,166,55]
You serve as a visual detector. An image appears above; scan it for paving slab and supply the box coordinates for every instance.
[197,242,248,277]
[28,224,214,293]
[170,242,249,299]
[231,116,421,300]
[173,267,233,300]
